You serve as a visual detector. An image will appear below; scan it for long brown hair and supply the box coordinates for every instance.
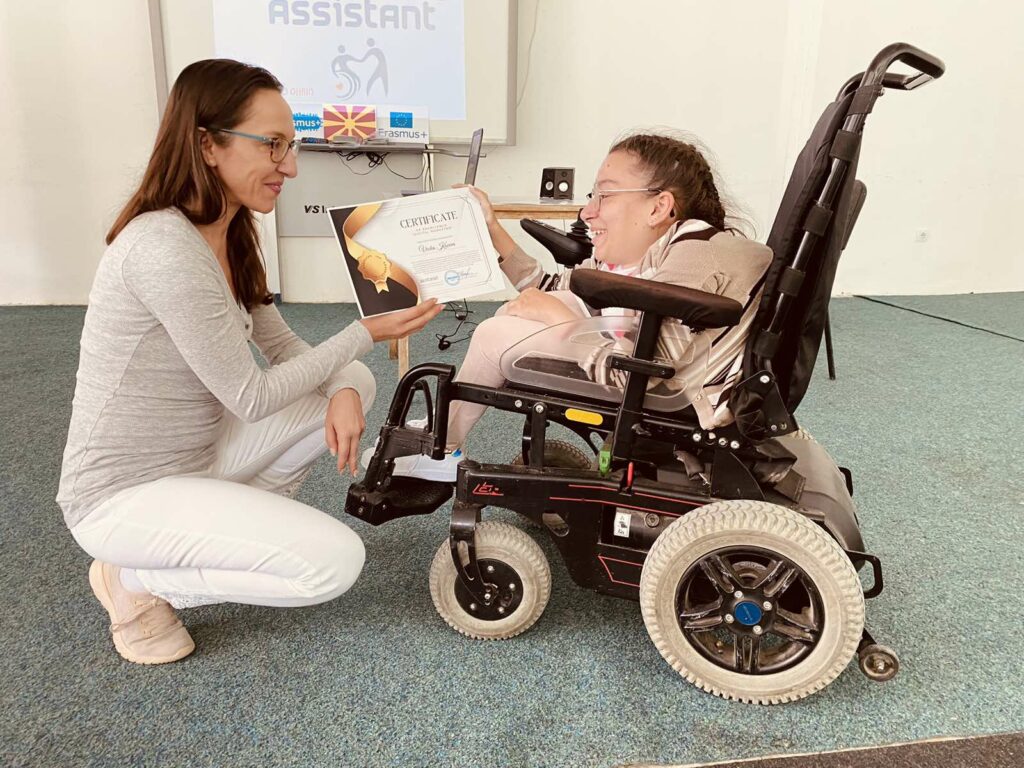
[107,59,281,309]
[610,132,747,235]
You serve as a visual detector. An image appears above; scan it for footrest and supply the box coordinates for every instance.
[345,476,454,526]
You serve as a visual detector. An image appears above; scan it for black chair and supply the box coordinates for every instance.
[346,43,944,705]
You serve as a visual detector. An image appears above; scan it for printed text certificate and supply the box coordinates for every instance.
[328,188,505,316]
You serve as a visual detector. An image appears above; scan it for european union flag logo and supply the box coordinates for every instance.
[390,112,413,128]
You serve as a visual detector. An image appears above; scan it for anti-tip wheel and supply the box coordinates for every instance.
[858,643,900,682]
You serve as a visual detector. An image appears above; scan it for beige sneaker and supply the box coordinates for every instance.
[88,561,195,665]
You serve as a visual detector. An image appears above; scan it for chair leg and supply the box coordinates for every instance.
[825,311,837,380]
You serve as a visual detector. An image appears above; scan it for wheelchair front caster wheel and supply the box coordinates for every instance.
[429,521,551,640]
[858,643,899,682]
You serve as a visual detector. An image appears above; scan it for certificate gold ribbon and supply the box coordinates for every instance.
[342,203,419,296]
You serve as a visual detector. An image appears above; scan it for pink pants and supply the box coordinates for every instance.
[446,292,585,450]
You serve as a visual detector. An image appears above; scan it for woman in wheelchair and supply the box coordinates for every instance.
[384,132,773,482]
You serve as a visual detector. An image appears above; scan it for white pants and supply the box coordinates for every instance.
[70,366,375,610]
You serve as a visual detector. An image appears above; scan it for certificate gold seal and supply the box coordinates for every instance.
[342,203,418,297]
[356,248,392,293]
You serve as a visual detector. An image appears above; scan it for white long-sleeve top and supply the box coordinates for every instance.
[57,208,373,527]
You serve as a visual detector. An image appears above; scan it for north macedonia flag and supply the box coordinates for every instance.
[323,104,377,141]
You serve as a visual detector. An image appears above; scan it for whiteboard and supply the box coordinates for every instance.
[156,0,518,144]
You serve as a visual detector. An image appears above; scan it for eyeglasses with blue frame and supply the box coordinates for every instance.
[206,128,300,163]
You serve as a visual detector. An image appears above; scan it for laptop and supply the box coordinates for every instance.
[401,128,484,196]
[464,128,484,185]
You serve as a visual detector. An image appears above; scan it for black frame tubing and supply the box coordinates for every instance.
[753,43,945,374]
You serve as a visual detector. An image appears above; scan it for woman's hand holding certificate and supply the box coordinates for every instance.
[329,188,505,317]
[358,298,445,341]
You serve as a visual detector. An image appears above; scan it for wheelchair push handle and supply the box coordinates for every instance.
[863,42,945,90]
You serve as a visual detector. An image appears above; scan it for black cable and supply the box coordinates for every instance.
[335,150,425,182]
[334,152,374,175]
[382,154,426,181]
[853,295,1024,343]
[435,301,478,350]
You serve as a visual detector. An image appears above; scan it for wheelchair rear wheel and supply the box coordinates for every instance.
[640,500,865,704]
[429,521,551,640]
[512,439,594,534]
[511,439,594,469]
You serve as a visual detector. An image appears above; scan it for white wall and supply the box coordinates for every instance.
[0,1,158,305]
[812,0,1024,294]
[2,0,1020,304]
[279,0,1023,300]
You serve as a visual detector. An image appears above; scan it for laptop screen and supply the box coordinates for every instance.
[464,128,484,185]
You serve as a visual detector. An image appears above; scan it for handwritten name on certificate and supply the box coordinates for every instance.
[327,188,505,317]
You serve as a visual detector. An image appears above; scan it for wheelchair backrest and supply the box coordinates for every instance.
[741,85,866,413]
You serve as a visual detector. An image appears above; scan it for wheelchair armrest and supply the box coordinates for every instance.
[569,269,744,330]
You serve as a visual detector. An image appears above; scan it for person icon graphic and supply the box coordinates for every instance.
[364,38,389,97]
[332,45,360,98]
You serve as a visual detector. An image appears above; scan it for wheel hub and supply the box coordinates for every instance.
[676,547,824,675]
[454,558,524,621]
[732,600,764,626]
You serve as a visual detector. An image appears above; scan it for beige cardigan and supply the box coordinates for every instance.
[499,219,773,426]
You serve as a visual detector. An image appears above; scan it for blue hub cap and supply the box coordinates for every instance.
[733,601,763,626]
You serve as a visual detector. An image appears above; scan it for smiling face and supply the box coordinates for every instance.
[201,88,298,216]
[580,150,676,266]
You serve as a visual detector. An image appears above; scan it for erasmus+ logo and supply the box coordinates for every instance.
[293,112,323,132]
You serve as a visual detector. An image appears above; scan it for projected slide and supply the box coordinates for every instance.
[212,0,467,120]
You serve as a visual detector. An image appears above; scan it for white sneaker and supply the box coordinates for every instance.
[391,449,463,483]
[361,417,429,470]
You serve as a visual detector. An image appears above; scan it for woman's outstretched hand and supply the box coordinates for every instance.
[359,298,445,342]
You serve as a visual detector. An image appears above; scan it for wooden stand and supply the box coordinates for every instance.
[390,338,411,375]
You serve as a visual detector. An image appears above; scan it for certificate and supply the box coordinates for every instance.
[327,188,505,317]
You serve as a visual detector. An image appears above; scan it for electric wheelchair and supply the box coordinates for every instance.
[345,44,945,704]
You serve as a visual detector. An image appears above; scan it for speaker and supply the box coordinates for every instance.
[540,167,574,200]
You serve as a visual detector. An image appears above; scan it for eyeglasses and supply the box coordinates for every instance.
[209,128,300,163]
[585,187,663,211]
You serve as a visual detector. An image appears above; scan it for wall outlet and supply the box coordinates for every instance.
[914,228,929,243]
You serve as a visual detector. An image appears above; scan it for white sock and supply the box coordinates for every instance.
[118,567,147,594]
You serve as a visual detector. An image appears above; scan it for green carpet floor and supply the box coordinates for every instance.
[1,294,1021,767]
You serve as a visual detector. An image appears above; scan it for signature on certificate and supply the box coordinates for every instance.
[418,239,456,254]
